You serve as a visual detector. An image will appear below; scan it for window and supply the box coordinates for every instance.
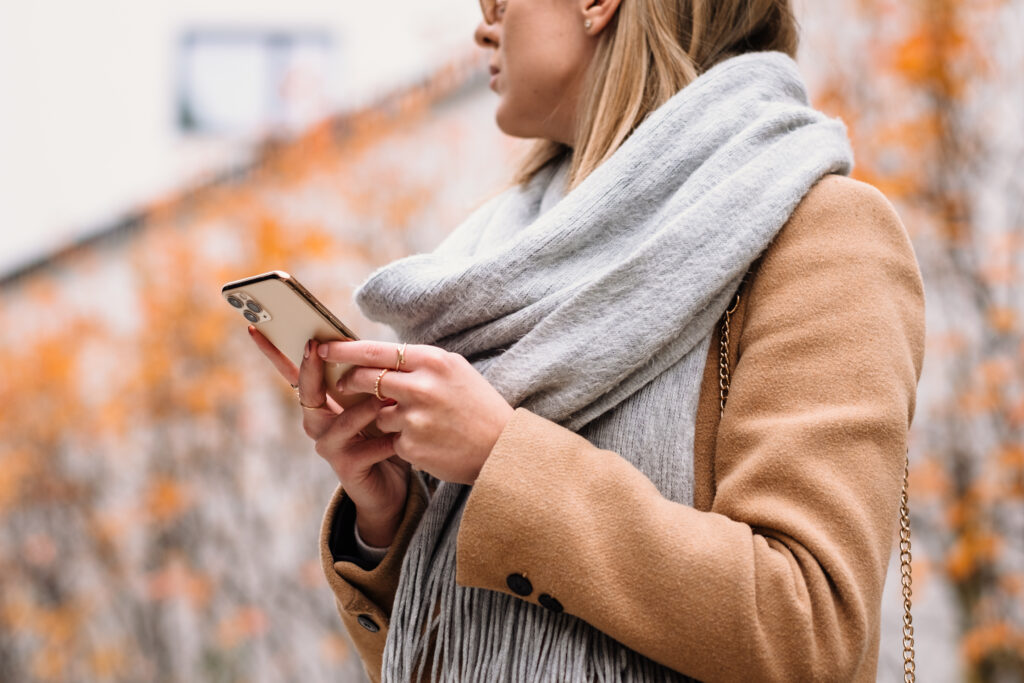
[176,29,335,138]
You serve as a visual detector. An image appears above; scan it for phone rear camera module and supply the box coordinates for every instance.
[227,296,244,308]
[246,301,262,313]
[243,310,260,323]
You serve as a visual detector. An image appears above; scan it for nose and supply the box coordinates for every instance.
[474,18,499,49]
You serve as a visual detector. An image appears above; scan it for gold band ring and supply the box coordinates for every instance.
[295,383,326,410]
[300,399,328,410]
[395,342,407,371]
[374,368,390,401]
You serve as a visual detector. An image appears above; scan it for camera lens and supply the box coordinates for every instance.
[246,301,262,313]
[227,296,243,308]
[243,310,259,323]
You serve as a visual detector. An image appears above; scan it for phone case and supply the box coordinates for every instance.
[221,270,362,410]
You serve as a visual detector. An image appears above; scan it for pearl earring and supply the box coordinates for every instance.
[584,18,593,30]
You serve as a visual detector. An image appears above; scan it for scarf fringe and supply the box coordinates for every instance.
[382,484,695,683]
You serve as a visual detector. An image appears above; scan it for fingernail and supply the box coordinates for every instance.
[304,340,311,359]
[318,343,328,358]
[247,325,255,335]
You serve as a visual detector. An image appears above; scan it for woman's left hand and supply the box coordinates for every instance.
[318,341,514,485]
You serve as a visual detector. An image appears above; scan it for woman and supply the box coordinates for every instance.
[251,0,925,680]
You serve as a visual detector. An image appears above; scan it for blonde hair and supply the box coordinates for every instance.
[513,0,799,190]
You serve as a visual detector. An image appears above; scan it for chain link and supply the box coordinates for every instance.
[718,291,740,418]
[717,291,916,680]
[900,454,916,682]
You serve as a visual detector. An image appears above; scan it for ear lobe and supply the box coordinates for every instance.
[582,0,624,36]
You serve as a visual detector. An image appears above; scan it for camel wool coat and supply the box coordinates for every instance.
[317,174,927,682]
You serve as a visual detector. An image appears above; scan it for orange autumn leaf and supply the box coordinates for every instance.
[909,457,952,499]
[962,621,1022,664]
[988,306,1018,333]
[88,645,127,679]
[957,388,1000,415]
[146,560,213,608]
[946,531,1003,581]
[142,477,192,524]
[0,449,34,513]
[997,445,1024,469]
[979,262,1017,286]
[188,310,230,356]
[320,633,350,663]
[977,357,1014,387]
[1001,573,1024,597]
[217,606,269,649]
[300,227,340,259]
[31,649,68,682]
[927,330,968,355]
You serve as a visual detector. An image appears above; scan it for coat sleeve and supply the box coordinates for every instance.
[454,176,926,682]
[318,473,430,683]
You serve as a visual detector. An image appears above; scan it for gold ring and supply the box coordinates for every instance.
[300,399,327,410]
[395,343,407,371]
[374,368,390,401]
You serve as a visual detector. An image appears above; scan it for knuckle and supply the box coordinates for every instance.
[408,376,433,401]
[436,349,466,377]
[405,409,430,432]
[417,346,445,371]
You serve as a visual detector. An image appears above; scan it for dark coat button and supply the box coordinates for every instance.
[357,614,380,632]
[506,573,533,596]
[538,593,563,613]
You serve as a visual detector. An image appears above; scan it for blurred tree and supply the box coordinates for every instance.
[0,57,518,683]
[809,0,1024,680]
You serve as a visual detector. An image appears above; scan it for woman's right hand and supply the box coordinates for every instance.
[248,327,410,548]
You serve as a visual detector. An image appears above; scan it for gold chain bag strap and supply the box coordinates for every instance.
[717,290,916,682]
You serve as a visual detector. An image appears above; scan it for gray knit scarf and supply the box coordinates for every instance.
[356,51,854,682]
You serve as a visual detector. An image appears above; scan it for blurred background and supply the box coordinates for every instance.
[0,0,1021,681]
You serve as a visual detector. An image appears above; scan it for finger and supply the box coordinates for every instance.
[318,340,435,372]
[301,397,341,440]
[314,398,387,460]
[391,431,414,462]
[375,403,405,434]
[339,365,417,402]
[248,326,299,386]
[325,435,397,481]
[298,339,328,409]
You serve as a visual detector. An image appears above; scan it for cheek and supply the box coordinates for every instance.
[498,21,584,134]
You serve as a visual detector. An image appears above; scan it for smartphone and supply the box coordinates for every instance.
[221,270,364,411]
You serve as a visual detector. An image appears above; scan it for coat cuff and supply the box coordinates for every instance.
[328,491,387,571]
[455,408,614,612]
[319,473,429,615]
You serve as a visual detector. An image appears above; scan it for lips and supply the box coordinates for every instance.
[489,64,500,90]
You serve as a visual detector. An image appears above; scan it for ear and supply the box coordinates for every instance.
[580,0,623,36]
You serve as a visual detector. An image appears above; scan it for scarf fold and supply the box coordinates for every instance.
[357,50,854,682]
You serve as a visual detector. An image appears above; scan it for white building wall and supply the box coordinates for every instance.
[0,0,485,275]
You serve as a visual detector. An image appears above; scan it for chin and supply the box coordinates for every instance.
[493,102,537,140]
